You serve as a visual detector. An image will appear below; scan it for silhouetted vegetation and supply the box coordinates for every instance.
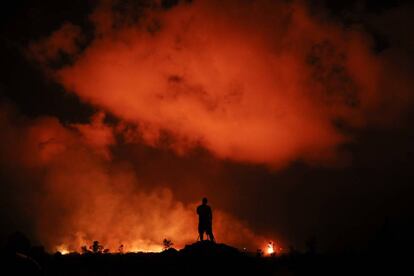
[80,245,90,254]
[80,240,108,254]
[162,238,174,250]
[1,228,411,276]
[91,240,103,253]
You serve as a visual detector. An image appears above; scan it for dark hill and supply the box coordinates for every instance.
[179,241,241,257]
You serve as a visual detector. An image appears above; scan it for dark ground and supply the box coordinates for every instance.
[1,233,411,276]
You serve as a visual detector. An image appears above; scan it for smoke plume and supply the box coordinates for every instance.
[31,0,412,167]
[7,0,412,252]
[0,102,263,251]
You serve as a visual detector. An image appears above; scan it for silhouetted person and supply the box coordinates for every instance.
[197,197,215,242]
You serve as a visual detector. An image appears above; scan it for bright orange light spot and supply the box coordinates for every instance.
[128,244,163,253]
[267,242,274,255]
[56,244,70,255]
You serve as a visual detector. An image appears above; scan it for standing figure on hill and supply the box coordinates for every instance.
[197,197,215,242]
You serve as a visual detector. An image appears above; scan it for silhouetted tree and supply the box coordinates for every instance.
[163,238,174,250]
[90,240,104,253]
[256,249,264,257]
[81,245,91,254]
[118,244,124,254]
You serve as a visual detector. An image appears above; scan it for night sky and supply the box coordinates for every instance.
[0,0,413,253]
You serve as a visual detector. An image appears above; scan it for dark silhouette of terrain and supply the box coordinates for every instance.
[0,229,411,276]
[180,240,239,257]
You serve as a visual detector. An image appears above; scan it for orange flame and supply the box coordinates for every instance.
[56,244,70,255]
[267,242,274,255]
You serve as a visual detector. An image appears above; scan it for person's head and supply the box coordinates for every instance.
[202,197,208,205]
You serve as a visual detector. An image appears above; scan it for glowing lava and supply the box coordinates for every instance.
[56,245,70,255]
[267,242,274,255]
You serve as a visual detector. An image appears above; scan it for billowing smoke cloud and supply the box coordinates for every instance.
[0,103,263,252]
[30,0,413,168]
[16,0,414,252]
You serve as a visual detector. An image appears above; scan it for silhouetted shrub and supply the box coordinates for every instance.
[81,245,91,254]
[163,238,174,250]
[90,241,104,253]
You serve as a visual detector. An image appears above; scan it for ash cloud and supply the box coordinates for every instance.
[2,0,413,253]
[30,0,413,168]
[0,102,263,251]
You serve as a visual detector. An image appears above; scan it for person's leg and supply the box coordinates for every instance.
[207,227,215,242]
[198,226,204,241]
